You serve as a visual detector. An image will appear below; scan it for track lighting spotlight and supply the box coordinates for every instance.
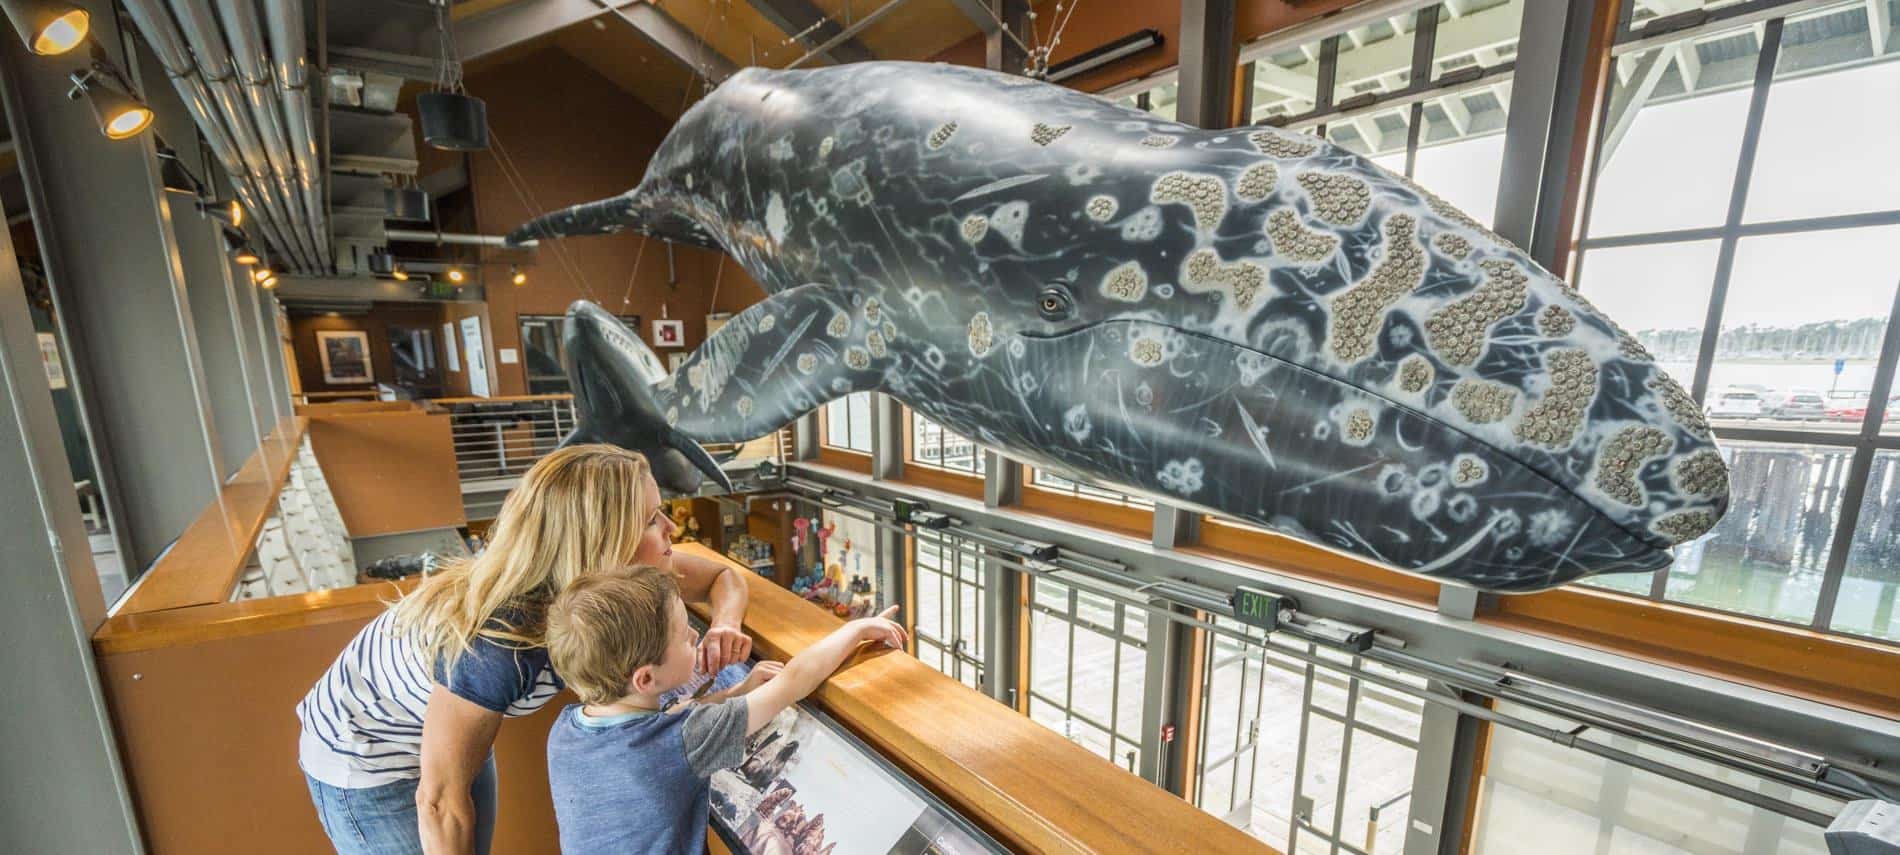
[260,274,278,289]
[0,0,87,56]
[68,65,152,140]
[446,267,465,285]
[253,267,273,283]
[220,228,259,265]
[197,196,242,228]
[511,265,525,286]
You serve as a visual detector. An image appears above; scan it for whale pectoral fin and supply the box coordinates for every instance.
[666,282,895,443]
[560,301,734,495]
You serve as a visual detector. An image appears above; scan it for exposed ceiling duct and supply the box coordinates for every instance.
[118,0,329,274]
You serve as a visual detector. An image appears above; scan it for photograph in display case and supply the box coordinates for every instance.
[709,697,1002,854]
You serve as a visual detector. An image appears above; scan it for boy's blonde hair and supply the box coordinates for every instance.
[546,564,682,705]
[391,444,657,673]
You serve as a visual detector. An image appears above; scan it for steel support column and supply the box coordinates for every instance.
[986,0,1028,76]
[140,37,262,469]
[870,392,903,481]
[794,412,820,460]
[1177,0,1239,130]
[255,289,293,423]
[3,15,226,569]
[1403,685,1490,855]
[981,449,1023,705]
[1142,504,1203,792]
[175,211,260,475]
[0,134,143,855]
[228,255,277,438]
[1493,0,1619,268]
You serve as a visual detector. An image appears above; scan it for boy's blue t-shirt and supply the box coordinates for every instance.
[546,696,749,855]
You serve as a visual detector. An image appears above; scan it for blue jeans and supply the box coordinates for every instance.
[304,756,497,855]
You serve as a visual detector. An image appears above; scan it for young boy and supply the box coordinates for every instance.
[543,564,906,854]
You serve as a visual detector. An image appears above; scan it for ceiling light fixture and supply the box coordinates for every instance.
[0,0,87,56]
[511,265,525,286]
[68,64,152,140]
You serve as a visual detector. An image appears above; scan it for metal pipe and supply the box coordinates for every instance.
[215,0,314,264]
[166,0,314,270]
[262,0,331,268]
[118,0,305,270]
[384,229,539,248]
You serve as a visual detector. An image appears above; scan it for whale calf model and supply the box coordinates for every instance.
[512,61,1730,593]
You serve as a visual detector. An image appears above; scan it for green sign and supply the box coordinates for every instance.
[1231,586,1285,632]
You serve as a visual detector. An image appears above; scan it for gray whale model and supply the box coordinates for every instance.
[512,61,1730,593]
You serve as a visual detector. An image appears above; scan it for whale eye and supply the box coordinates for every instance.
[1039,284,1075,320]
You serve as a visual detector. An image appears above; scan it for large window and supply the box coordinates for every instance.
[912,531,987,691]
[1026,578,1148,773]
[906,410,983,477]
[1025,468,1155,509]
[1250,0,1525,223]
[820,391,873,454]
[1470,701,1841,854]
[1195,617,1425,854]
[1571,0,1900,641]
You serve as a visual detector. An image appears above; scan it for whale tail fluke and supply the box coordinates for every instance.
[560,300,733,496]
[506,190,722,251]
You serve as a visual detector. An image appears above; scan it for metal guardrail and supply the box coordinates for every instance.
[437,396,578,484]
[431,395,794,513]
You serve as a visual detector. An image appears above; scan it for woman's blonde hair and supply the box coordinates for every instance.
[393,443,656,672]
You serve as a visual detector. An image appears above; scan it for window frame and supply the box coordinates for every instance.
[814,392,873,473]
[1562,2,1900,639]
[907,530,989,691]
[899,406,985,499]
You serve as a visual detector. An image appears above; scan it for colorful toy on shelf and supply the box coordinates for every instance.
[666,499,699,544]
[725,534,775,577]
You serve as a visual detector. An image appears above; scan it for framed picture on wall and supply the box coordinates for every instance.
[316,330,374,385]
[651,318,685,348]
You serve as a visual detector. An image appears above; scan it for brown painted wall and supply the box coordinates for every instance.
[930,0,1358,94]
[288,301,466,395]
[450,47,769,397]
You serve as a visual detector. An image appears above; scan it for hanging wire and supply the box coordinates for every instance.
[431,0,465,95]
[485,127,600,304]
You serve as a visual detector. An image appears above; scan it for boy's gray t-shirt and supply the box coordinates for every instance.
[546,697,749,855]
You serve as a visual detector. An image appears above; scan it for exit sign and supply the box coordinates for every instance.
[1231,586,1289,632]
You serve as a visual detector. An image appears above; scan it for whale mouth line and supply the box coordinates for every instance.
[1010,319,1674,559]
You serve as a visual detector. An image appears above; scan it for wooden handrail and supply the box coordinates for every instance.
[93,577,415,655]
[676,542,1267,853]
[110,417,310,617]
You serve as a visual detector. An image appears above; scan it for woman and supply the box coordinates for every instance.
[297,444,751,854]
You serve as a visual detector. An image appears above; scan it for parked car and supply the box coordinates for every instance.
[1825,392,1871,422]
[1705,388,1764,419]
[1766,388,1827,420]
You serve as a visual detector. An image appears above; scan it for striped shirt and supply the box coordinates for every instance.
[297,608,564,788]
